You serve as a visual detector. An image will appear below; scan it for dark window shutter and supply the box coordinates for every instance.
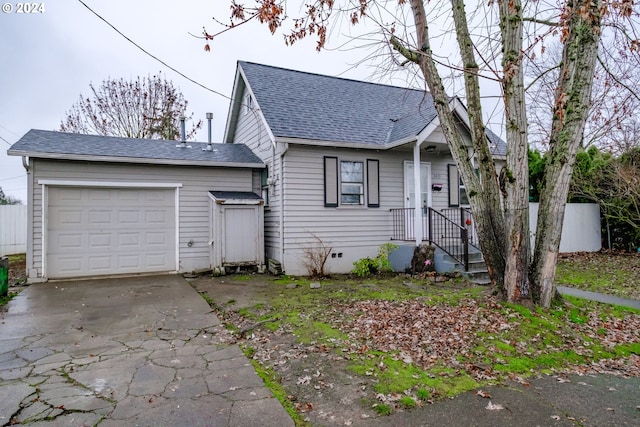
[367,159,380,207]
[324,156,338,207]
[448,164,460,207]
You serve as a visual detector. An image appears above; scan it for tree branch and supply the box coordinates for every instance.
[525,64,561,92]
[389,35,420,64]
[597,55,640,103]
[522,17,559,27]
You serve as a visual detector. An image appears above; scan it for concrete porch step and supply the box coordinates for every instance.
[434,246,490,285]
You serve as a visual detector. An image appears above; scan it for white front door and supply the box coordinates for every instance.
[404,161,432,239]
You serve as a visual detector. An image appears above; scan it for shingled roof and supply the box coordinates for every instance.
[8,129,264,168]
[229,61,506,156]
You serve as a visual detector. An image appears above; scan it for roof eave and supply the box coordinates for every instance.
[7,150,265,168]
[274,137,387,150]
[223,66,245,144]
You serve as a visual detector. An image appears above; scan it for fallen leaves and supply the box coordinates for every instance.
[334,298,516,375]
[476,390,492,399]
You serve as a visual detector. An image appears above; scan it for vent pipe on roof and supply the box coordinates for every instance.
[176,116,191,148]
[205,112,213,151]
[180,117,186,146]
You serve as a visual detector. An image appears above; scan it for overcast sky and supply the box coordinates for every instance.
[0,0,502,203]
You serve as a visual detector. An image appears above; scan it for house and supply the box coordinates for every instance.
[7,130,266,282]
[223,61,506,275]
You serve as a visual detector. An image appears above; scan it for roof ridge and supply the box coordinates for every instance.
[238,60,432,95]
[28,129,228,146]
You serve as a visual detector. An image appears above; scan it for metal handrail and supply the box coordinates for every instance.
[389,207,472,270]
[428,208,469,270]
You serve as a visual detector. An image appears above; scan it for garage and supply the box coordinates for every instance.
[8,129,265,282]
[46,186,176,279]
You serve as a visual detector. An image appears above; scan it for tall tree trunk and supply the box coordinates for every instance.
[530,0,603,307]
[403,0,508,290]
[497,0,531,302]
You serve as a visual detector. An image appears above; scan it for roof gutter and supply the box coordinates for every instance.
[275,136,420,151]
[7,151,265,169]
[21,156,29,172]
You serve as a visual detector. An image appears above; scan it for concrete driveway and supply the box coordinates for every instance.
[0,275,293,426]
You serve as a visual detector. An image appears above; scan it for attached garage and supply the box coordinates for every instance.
[8,129,265,282]
[45,186,177,279]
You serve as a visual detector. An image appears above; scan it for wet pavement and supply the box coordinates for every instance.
[0,275,293,426]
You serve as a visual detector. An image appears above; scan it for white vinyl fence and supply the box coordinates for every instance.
[0,204,27,256]
[529,203,601,253]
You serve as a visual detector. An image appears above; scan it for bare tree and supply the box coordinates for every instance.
[526,41,640,154]
[60,74,201,140]
[206,0,639,307]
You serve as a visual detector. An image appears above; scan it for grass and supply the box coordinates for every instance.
[240,345,310,427]
[199,260,640,418]
[0,292,17,307]
[556,252,640,300]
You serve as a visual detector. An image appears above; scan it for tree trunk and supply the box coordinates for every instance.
[530,0,603,307]
[404,0,508,291]
[497,0,531,302]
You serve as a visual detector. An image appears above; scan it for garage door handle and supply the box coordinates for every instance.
[208,240,214,246]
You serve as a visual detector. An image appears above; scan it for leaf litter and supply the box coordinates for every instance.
[192,273,640,424]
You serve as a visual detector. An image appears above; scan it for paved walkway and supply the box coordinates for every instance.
[558,286,640,310]
[0,275,293,426]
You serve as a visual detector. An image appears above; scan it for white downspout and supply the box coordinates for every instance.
[279,142,289,270]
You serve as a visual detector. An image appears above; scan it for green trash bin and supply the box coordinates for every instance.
[0,256,8,297]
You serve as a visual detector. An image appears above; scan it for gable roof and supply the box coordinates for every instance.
[225,61,506,156]
[8,129,264,168]
[230,61,437,146]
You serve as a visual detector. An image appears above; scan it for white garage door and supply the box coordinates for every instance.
[47,187,176,278]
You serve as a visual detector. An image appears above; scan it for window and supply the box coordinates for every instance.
[341,161,364,205]
[459,175,469,205]
[244,94,253,115]
[448,164,471,206]
[324,157,379,208]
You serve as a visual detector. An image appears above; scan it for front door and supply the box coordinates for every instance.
[404,161,432,240]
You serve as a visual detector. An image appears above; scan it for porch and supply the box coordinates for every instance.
[390,207,482,274]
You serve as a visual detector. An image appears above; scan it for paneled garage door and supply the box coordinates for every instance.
[47,187,176,279]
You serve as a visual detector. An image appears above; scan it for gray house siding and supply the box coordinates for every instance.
[280,145,457,275]
[230,88,282,263]
[27,159,253,280]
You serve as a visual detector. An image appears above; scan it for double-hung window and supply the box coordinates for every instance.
[324,157,379,208]
[340,161,364,205]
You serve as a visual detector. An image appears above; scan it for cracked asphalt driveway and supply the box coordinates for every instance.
[0,275,293,426]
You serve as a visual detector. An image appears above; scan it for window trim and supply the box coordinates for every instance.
[261,166,269,206]
[340,160,365,206]
[448,164,471,207]
[243,94,253,115]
